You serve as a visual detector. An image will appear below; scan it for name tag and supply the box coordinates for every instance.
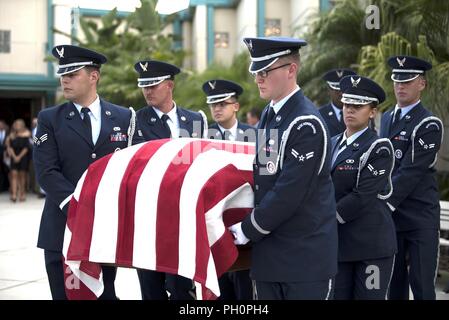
[337,165,358,171]
[394,136,408,142]
[110,132,127,142]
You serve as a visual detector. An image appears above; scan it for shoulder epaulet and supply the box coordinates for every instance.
[198,110,208,139]
[127,107,136,147]
[277,115,327,175]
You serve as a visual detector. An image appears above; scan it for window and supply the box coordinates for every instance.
[0,30,11,53]
[265,19,281,37]
[214,32,229,48]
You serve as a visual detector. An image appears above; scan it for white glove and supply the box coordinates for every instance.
[229,222,250,245]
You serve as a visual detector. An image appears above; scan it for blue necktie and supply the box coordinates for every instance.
[161,114,172,138]
[81,108,92,142]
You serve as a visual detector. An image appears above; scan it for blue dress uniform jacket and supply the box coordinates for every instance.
[331,129,397,261]
[34,100,144,252]
[208,122,256,143]
[319,103,345,138]
[241,90,338,282]
[136,106,204,140]
[379,103,443,231]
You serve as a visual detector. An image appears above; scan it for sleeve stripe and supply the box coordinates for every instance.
[251,210,270,235]
[336,212,346,224]
[59,194,73,212]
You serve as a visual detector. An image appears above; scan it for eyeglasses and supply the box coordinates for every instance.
[251,63,292,78]
[209,101,236,108]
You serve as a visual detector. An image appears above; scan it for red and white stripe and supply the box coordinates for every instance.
[62,138,255,300]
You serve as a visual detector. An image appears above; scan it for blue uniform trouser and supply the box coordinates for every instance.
[137,269,195,300]
[389,229,439,300]
[253,279,334,300]
[334,256,395,300]
[218,270,253,300]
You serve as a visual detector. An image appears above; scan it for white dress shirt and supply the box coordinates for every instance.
[393,100,421,120]
[270,85,300,114]
[332,127,369,165]
[217,120,238,141]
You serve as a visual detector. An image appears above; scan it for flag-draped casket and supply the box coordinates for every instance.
[62,138,255,300]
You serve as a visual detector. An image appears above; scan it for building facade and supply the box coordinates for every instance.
[0,0,332,126]
[179,0,332,71]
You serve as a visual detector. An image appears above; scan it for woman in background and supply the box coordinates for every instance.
[5,119,31,202]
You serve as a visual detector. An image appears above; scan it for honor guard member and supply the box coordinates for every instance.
[34,45,144,300]
[134,59,206,300]
[246,107,261,128]
[331,75,397,299]
[229,37,338,300]
[202,79,255,300]
[319,68,357,137]
[203,79,256,143]
[379,56,443,300]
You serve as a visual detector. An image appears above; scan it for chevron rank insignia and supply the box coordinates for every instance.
[291,148,314,162]
[33,134,48,146]
[367,163,386,176]
[418,138,435,150]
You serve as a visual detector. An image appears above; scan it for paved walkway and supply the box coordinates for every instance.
[0,192,140,300]
[0,192,448,300]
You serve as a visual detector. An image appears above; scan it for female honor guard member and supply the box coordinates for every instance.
[134,59,206,300]
[34,45,143,300]
[229,37,338,300]
[331,75,397,299]
[380,56,443,300]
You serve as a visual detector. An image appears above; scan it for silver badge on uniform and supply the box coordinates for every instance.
[268,139,275,145]
[151,117,157,123]
[353,143,359,148]
[346,159,354,164]
[113,127,121,131]
[276,115,281,122]
[181,116,186,121]
[400,131,406,135]
[266,161,276,174]
[328,111,333,116]
[69,111,75,117]
[105,110,111,116]
[405,115,411,120]
[395,149,403,159]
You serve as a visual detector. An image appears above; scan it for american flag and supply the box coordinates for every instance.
[62,138,255,300]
